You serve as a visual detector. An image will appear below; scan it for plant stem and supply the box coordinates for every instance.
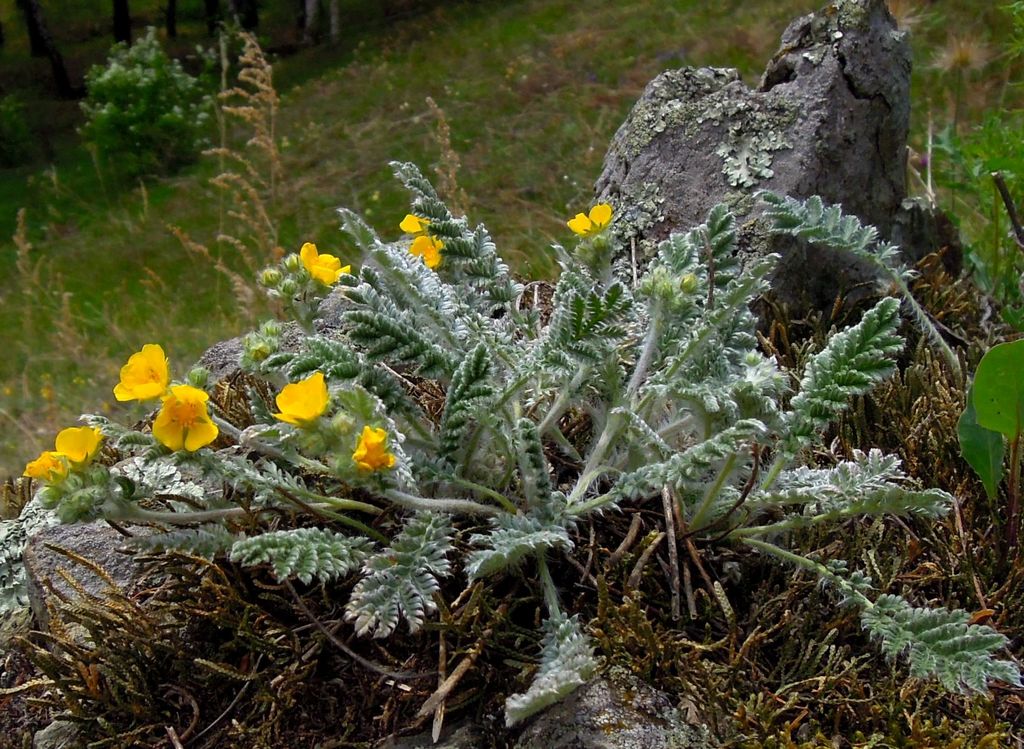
[537,368,589,436]
[740,536,871,608]
[567,412,624,505]
[537,554,561,615]
[445,477,518,514]
[688,452,737,531]
[384,489,501,517]
[1007,433,1021,550]
[626,302,662,400]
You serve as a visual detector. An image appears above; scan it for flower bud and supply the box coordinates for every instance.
[260,268,283,287]
[680,273,698,293]
[283,253,303,273]
[279,278,299,297]
[248,340,272,362]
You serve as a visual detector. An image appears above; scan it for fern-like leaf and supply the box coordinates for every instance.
[862,594,1021,694]
[610,419,766,505]
[785,297,903,453]
[440,344,495,459]
[230,528,372,585]
[346,512,453,637]
[751,449,952,521]
[466,513,572,580]
[761,191,960,376]
[133,525,238,558]
[504,612,599,726]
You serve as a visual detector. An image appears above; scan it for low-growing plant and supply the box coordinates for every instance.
[80,28,214,178]
[14,167,1021,730]
[958,338,1024,551]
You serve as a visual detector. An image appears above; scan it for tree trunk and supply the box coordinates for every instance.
[302,0,319,44]
[204,0,220,35]
[112,0,131,44]
[16,0,47,57]
[328,0,340,43]
[166,0,177,38]
[19,0,78,98]
[230,0,258,30]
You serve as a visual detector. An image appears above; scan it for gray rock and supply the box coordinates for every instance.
[198,290,351,384]
[22,522,142,632]
[33,719,83,749]
[377,723,485,749]
[513,676,713,749]
[596,0,938,309]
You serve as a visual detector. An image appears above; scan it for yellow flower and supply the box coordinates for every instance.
[352,426,396,472]
[274,372,330,427]
[401,214,444,269]
[23,451,68,483]
[399,214,429,234]
[114,343,170,402]
[300,242,351,286]
[567,203,613,237]
[152,385,219,452]
[54,426,103,465]
[410,235,443,269]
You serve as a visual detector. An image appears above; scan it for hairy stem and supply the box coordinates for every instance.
[384,489,501,517]
[740,536,871,608]
[626,302,663,400]
[689,452,737,531]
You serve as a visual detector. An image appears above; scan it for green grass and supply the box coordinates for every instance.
[0,0,1020,475]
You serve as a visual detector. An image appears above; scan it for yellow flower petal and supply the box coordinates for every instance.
[54,426,103,465]
[184,419,220,452]
[409,235,443,269]
[301,242,347,285]
[300,242,320,268]
[114,343,170,401]
[400,214,429,234]
[352,425,396,472]
[23,451,68,482]
[274,372,329,427]
[588,203,612,229]
[153,385,218,452]
[567,213,593,236]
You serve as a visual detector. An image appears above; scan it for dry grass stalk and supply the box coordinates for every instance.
[426,97,469,217]
[169,225,258,318]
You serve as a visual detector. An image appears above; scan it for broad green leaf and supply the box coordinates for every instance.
[973,340,1024,440]
[958,385,1005,499]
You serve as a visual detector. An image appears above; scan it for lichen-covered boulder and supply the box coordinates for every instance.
[513,674,712,749]
[596,0,950,308]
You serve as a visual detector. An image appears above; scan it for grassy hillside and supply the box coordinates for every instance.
[0,0,1019,475]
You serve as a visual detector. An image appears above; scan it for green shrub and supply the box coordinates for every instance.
[80,28,213,177]
[0,96,35,167]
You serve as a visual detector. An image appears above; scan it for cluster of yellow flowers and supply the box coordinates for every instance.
[23,426,104,482]
[272,371,396,472]
[24,350,397,481]
[400,214,443,269]
[23,203,612,482]
[113,343,220,453]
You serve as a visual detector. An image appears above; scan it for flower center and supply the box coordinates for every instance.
[169,399,201,426]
